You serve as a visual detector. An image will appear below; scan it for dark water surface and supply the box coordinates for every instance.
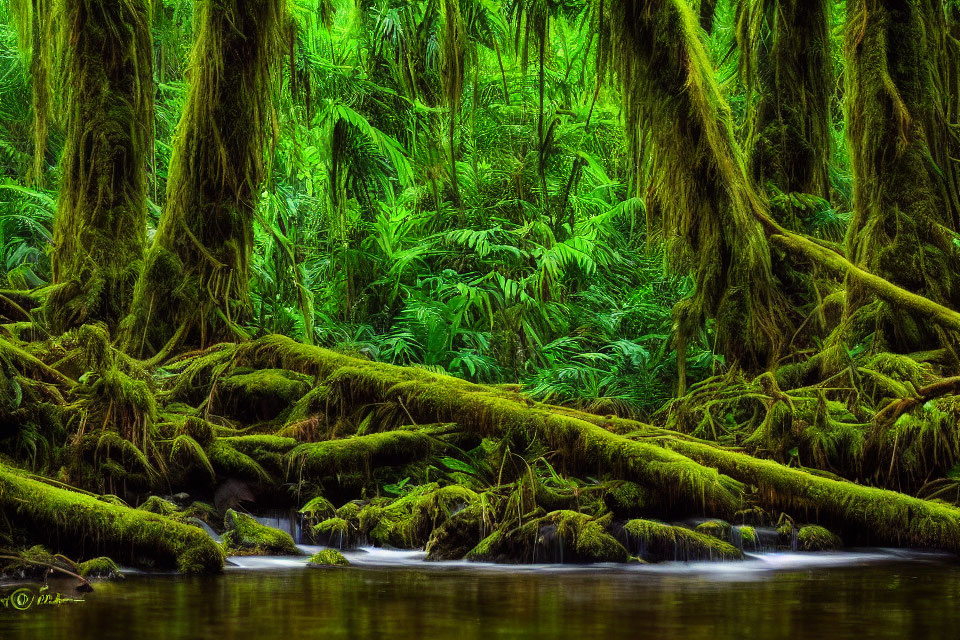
[4,549,960,640]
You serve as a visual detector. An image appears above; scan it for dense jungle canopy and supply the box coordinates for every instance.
[4,0,960,574]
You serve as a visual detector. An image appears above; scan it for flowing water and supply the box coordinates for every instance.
[3,547,960,639]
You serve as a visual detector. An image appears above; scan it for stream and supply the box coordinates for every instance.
[3,546,959,639]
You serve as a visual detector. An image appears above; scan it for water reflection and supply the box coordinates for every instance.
[4,552,960,640]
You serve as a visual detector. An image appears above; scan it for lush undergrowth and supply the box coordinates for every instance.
[3,0,960,576]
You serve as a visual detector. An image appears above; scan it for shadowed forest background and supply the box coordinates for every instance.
[3,0,960,576]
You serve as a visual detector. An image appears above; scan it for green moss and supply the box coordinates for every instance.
[221,509,299,556]
[300,495,336,520]
[0,463,223,574]
[216,369,311,421]
[336,501,363,521]
[78,556,123,580]
[797,525,841,551]
[181,501,218,526]
[602,481,649,517]
[739,525,758,547]
[467,511,629,564]
[695,520,731,541]
[177,417,215,447]
[361,484,479,549]
[426,499,492,561]
[288,431,435,483]
[137,496,179,517]
[308,549,349,567]
[46,0,153,331]
[623,519,743,563]
[314,518,353,549]
[206,440,273,483]
[213,434,297,479]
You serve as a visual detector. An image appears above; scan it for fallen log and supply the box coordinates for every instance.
[0,464,223,573]
[227,335,960,553]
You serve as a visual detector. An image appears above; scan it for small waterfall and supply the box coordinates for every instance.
[730,525,780,553]
[533,524,563,564]
[187,517,222,543]
[255,510,304,544]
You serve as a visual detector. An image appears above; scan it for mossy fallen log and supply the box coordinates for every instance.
[234,336,744,514]
[287,430,436,481]
[228,335,960,553]
[650,434,960,552]
[0,464,223,573]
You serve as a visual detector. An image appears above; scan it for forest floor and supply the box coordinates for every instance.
[5,315,960,581]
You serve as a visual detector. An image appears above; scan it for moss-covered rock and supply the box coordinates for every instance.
[797,525,841,551]
[314,518,354,549]
[78,557,123,580]
[221,509,299,556]
[695,520,731,541]
[361,484,478,549]
[623,519,743,563]
[739,525,758,548]
[602,481,649,518]
[467,511,629,564]
[308,549,349,567]
[426,500,492,561]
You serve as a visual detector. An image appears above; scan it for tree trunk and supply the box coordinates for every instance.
[122,0,288,357]
[741,0,833,201]
[605,0,786,370]
[844,0,960,351]
[47,0,154,333]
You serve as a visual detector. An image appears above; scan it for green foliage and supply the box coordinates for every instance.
[6,0,960,568]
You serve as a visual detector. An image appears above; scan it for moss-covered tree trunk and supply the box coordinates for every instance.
[605,0,785,370]
[741,0,833,203]
[47,0,154,332]
[9,0,54,185]
[844,0,960,352]
[733,0,833,340]
[122,0,288,357]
